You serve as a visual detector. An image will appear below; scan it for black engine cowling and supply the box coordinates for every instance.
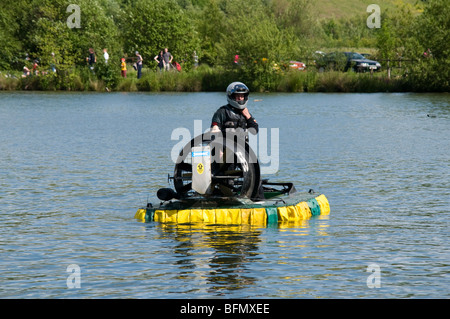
[172,131,261,199]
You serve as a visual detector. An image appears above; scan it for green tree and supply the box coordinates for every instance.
[15,0,122,87]
[0,7,22,70]
[408,0,450,91]
[270,0,320,39]
[413,0,450,60]
[213,0,297,90]
[122,0,200,70]
[322,19,340,41]
[376,18,397,61]
[269,0,322,56]
[218,0,294,64]
[196,0,226,66]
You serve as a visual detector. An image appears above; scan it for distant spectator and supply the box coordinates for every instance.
[423,48,432,58]
[50,52,56,73]
[234,54,239,65]
[32,59,39,75]
[87,48,96,71]
[154,50,164,72]
[22,66,31,77]
[193,51,198,68]
[103,48,109,64]
[135,51,143,79]
[121,58,127,78]
[163,48,173,71]
[172,61,181,72]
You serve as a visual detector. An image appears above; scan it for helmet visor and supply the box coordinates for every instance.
[230,84,249,105]
[230,83,249,95]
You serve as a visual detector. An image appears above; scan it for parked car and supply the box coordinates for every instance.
[360,53,374,59]
[343,52,381,72]
[289,61,306,70]
[315,51,381,72]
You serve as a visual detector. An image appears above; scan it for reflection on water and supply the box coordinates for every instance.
[152,223,263,294]
[144,214,331,296]
[278,215,330,234]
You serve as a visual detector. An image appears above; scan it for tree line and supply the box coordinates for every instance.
[0,0,448,92]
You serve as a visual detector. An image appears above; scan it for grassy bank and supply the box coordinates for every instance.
[0,65,446,93]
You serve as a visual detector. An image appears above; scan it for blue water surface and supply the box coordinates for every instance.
[0,91,449,298]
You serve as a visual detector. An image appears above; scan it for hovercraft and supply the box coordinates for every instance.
[135,130,330,225]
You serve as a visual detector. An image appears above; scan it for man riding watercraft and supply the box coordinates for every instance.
[208,82,264,199]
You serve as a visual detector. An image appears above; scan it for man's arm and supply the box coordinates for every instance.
[211,108,225,131]
[242,108,258,134]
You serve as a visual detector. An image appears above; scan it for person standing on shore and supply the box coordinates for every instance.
[121,58,127,78]
[163,48,173,71]
[193,51,198,69]
[135,51,143,79]
[154,50,164,72]
[87,48,96,71]
[103,48,109,64]
[234,53,239,65]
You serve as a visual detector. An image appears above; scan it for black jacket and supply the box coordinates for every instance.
[211,104,258,134]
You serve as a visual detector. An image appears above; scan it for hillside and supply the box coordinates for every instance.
[313,0,422,19]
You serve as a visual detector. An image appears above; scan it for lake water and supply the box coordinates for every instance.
[0,91,449,299]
